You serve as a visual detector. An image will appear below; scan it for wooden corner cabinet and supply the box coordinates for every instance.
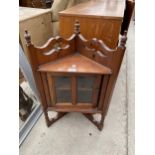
[24,21,127,130]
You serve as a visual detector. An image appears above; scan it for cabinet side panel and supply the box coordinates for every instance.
[41,73,52,107]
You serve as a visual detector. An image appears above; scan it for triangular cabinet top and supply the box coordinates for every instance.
[25,21,127,76]
[38,53,112,75]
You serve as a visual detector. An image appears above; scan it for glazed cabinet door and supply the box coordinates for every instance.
[54,76,72,103]
[45,73,102,108]
[77,75,102,107]
[46,74,72,105]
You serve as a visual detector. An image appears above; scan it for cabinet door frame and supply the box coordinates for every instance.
[45,73,102,109]
[76,75,102,107]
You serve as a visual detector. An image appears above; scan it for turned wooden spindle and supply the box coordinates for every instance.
[74,20,80,34]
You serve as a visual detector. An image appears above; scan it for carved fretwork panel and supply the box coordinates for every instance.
[25,33,76,66]
[77,34,115,68]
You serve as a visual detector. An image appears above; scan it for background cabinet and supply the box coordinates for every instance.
[19,7,53,57]
[59,0,125,48]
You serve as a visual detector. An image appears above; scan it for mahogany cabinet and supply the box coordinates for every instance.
[24,21,127,130]
[59,0,126,49]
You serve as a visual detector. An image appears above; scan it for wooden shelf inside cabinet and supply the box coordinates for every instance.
[25,21,127,131]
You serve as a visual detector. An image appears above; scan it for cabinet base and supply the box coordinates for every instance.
[44,111,105,131]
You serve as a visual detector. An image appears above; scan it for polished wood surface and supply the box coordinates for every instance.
[59,0,125,48]
[59,0,125,19]
[38,54,112,74]
[25,21,127,130]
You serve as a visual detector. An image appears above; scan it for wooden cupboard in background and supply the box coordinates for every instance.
[59,0,126,49]
[19,7,53,57]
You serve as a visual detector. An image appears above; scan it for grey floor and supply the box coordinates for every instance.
[19,22,135,155]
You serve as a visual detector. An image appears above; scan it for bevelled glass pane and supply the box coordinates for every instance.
[54,76,71,103]
[77,76,95,103]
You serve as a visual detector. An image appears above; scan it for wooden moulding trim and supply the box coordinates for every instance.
[92,75,102,107]
[41,73,51,107]
[78,34,116,53]
[98,75,110,110]
[37,54,112,75]
[54,102,94,107]
[32,34,76,52]
[47,73,56,106]
[47,107,102,114]
[59,13,124,20]
[71,76,77,105]
[44,73,103,77]
[38,71,111,76]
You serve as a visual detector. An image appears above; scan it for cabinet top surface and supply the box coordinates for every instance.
[19,7,51,22]
[38,54,112,75]
[59,0,125,19]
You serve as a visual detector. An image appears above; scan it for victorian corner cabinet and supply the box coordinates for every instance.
[24,21,127,130]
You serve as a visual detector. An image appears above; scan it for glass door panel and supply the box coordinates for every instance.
[54,76,71,103]
[77,76,95,103]
[77,90,93,103]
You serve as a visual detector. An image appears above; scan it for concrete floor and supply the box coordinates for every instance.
[20,23,134,155]
[126,22,135,155]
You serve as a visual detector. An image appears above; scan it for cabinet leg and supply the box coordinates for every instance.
[83,113,105,131]
[43,110,105,130]
[44,110,67,127]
